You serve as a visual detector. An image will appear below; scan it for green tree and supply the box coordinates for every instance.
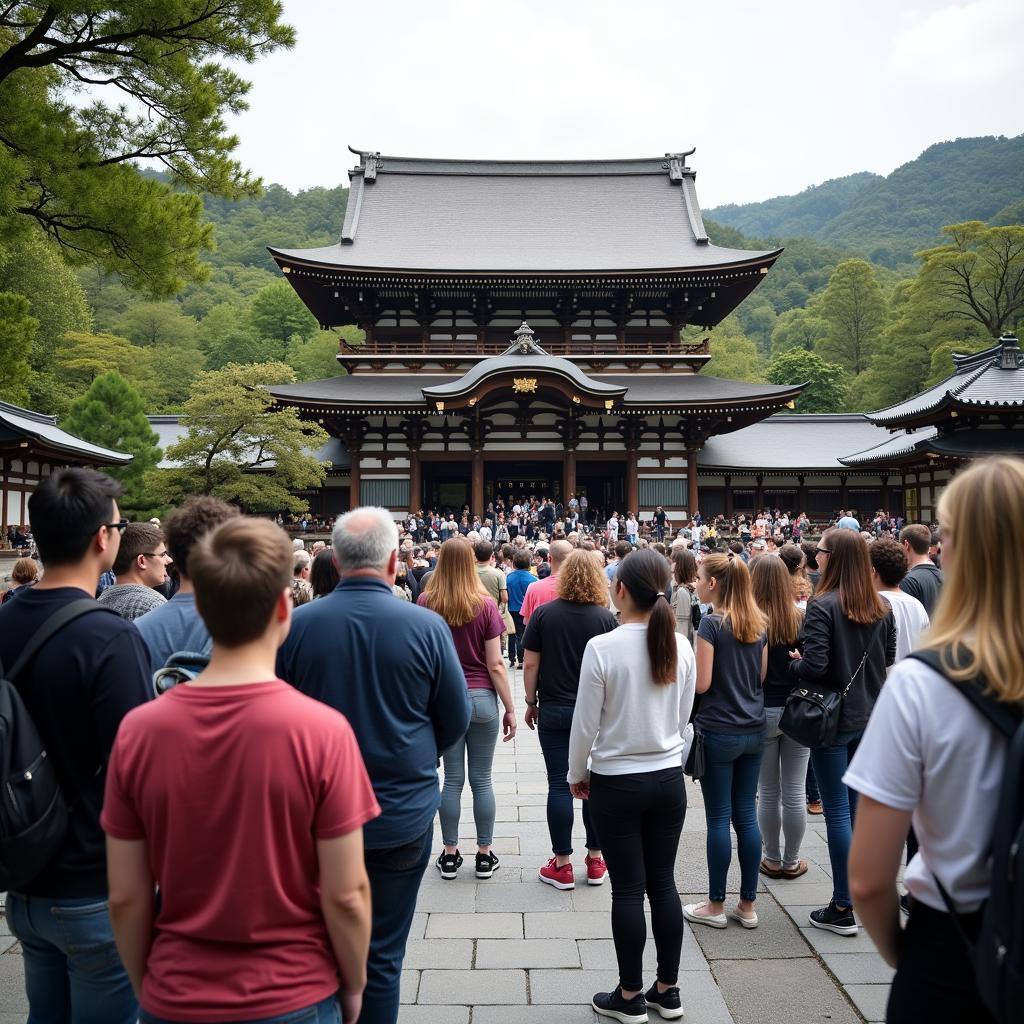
[766,349,848,413]
[916,221,1024,337]
[288,326,364,380]
[134,337,204,411]
[816,258,886,374]
[698,316,764,382]
[770,307,829,356]
[0,291,37,405]
[0,4,294,295]
[199,302,268,369]
[249,281,318,358]
[152,362,328,513]
[62,372,161,512]
[54,331,137,388]
[117,302,197,349]
[925,338,993,386]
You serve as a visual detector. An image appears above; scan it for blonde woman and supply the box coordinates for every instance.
[418,541,516,881]
[751,556,809,880]
[685,554,768,930]
[522,550,617,890]
[847,458,1024,1023]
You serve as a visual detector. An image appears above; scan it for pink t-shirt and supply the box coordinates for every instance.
[417,594,503,689]
[520,573,560,624]
[101,680,380,1023]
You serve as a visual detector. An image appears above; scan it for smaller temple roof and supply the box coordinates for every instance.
[0,400,132,465]
[839,427,938,467]
[868,334,1024,428]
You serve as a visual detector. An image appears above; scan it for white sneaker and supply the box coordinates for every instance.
[729,907,759,929]
[683,902,727,929]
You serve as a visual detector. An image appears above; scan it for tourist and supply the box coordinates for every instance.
[669,547,699,645]
[684,554,767,931]
[898,523,944,616]
[292,547,314,604]
[606,511,620,543]
[419,540,516,881]
[523,550,617,890]
[520,538,572,623]
[96,521,171,621]
[778,542,812,608]
[568,549,696,1022]
[103,518,379,1024]
[751,555,810,881]
[869,537,929,661]
[604,538,632,587]
[625,512,639,545]
[506,548,535,669]
[310,546,340,598]
[0,468,151,1024]
[847,457,1024,1023]
[277,507,471,1024]
[788,528,896,936]
[801,540,821,591]
[136,496,239,673]
[653,505,667,542]
[1,555,38,604]
[475,540,509,654]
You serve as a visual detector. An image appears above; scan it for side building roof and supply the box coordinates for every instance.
[0,400,132,465]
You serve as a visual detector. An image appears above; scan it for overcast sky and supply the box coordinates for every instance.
[226,0,1023,208]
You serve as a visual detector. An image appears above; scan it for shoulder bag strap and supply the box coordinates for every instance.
[840,650,869,697]
[4,598,104,680]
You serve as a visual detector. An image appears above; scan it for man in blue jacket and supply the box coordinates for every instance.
[277,506,470,1024]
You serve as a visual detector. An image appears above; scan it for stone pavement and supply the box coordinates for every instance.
[0,666,897,1024]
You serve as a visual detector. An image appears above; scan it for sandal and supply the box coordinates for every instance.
[759,858,785,879]
[780,859,809,879]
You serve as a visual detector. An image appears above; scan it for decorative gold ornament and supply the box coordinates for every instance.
[512,377,538,394]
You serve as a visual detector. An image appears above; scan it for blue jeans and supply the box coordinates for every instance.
[440,689,499,847]
[362,824,433,1024]
[809,729,863,908]
[507,611,525,664]
[537,703,599,856]
[140,994,340,1023]
[698,729,765,902]
[6,892,137,1024]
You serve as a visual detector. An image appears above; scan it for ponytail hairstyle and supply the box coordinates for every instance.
[699,553,766,643]
[615,548,677,685]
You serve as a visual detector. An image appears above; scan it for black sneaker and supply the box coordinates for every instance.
[592,986,648,1023]
[475,851,500,879]
[809,900,858,936]
[645,984,684,1020]
[436,850,462,880]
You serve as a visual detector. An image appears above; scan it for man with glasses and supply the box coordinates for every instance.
[0,467,151,1024]
[97,522,171,621]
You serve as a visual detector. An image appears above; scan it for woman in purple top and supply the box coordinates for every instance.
[419,540,516,881]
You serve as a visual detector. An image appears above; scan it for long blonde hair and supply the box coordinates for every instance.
[925,457,1024,703]
[422,539,486,627]
[701,554,766,644]
[750,554,802,647]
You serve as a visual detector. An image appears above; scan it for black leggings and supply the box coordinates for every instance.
[588,767,686,991]
[887,900,995,1024]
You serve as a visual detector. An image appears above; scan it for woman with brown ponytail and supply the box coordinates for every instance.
[684,554,768,931]
[568,549,696,1023]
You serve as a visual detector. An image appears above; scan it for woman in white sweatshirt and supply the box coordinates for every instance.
[568,549,697,1023]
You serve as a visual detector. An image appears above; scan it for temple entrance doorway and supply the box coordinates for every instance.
[485,459,561,508]
[422,460,471,516]
[576,460,627,525]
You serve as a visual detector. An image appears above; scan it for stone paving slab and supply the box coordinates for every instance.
[475,938,581,969]
[417,968,528,1004]
[845,983,890,1022]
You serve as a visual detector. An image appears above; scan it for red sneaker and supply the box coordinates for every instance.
[585,854,607,886]
[538,857,575,890]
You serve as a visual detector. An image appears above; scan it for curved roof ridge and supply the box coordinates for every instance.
[866,361,990,423]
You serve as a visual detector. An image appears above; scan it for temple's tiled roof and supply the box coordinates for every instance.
[268,148,780,274]
[839,427,937,467]
[0,400,132,464]
[868,335,1024,426]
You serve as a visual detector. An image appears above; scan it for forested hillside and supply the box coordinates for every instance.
[708,135,1024,266]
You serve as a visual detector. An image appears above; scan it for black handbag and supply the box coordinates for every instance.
[780,651,867,749]
[689,593,702,632]
[683,728,705,780]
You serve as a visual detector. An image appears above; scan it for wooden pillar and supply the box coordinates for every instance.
[839,474,849,511]
[880,474,890,514]
[723,475,734,517]
[409,448,421,514]
[562,449,576,508]
[797,475,807,516]
[626,447,639,514]
[348,449,361,510]
[755,473,764,512]
[686,447,699,518]
[472,451,484,517]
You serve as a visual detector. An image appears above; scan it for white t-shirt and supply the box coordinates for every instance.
[879,589,929,662]
[844,658,1008,912]
[568,624,696,781]
[607,517,619,539]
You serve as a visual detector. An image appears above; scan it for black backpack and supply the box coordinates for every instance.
[0,599,103,891]
[908,648,1024,1024]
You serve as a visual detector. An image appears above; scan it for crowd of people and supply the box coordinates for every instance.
[0,462,1018,1024]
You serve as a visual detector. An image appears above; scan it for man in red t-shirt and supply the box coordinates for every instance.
[102,518,380,1024]
[520,539,572,624]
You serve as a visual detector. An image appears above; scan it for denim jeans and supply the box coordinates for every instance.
[140,994,340,1024]
[362,824,433,1024]
[5,892,138,1024]
[809,729,863,908]
[806,759,821,803]
[537,703,598,856]
[698,729,765,902]
[758,706,811,868]
[508,610,525,664]
[439,688,499,847]
[588,768,686,992]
